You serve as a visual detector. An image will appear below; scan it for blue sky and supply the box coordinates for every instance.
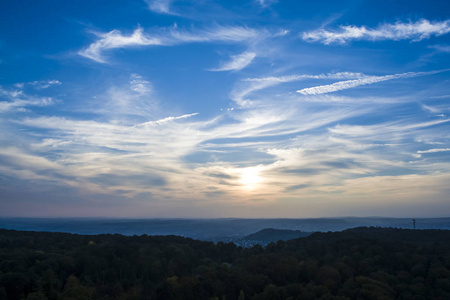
[1,0,450,218]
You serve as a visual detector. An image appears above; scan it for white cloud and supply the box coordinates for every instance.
[210,51,256,71]
[79,27,163,63]
[31,138,73,150]
[329,118,450,137]
[302,19,450,44]
[421,104,449,118]
[79,74,158,121]
[232,72,367,105]
[10,80,62,90]
[129,74,152,94]
[135,112,199,126]
[244,72,366,83]
[430,95,450,99]
[257,0,278,8]
[298,76,393,95]
[0,147,63,172]
[0,86,56,112]
[334,173,450,207]
[417,148,450,154]
[79,25,265,63]
[169,26,263,43]
[422,104,438,114]
[4,71,450,215]
[30,80,62,89]
[145,0,174,15]
[297,70,449,95]
[430,44,450,53]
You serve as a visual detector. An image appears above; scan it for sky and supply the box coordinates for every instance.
[0,0,450,218]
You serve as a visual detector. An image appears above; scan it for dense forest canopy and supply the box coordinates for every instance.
[1,227,450,299]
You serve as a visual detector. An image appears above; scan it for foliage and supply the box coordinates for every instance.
[1,227,450,299]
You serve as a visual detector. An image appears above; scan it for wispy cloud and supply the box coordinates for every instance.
[14,80,62,90]
[85,73,157,120]
[144,0,174,15]
[209,51,256,71]
[244,72,366,83]
[328,118,450,137]
[232,72,366,105]
[256,0,278,8]
[417,148,450,154]
[297,70,449,95]
[168,26,263,42]
[3,71,450,216]
[0,85,57,112]
[79,25,265,63]
[4,1,450,218]
[302,19,450,45]
[30,80,62,89]
[0,97,55,113]
[79,27,163,63]
[129,74,152,94]
[421,104,449,116]
[429,44,450,53]
[422,104,440,114]
[135,112,199,126]
[6,76,365,201]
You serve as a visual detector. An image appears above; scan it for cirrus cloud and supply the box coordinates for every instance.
[297,69,449,95]
[209,51,256,72]
[302,19,450,45]
[417,148,450,154]
[79,25,265,63]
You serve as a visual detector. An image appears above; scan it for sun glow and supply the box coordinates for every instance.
[239,167,262,190]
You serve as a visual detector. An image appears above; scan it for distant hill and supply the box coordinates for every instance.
[242,228,312,242]
[306,226,450,244]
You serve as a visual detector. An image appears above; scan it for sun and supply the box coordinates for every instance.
[239,167,262,190]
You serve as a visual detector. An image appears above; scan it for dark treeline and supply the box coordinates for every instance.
[1,227,450,300]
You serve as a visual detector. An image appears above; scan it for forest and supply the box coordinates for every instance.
[1,227,450,300]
